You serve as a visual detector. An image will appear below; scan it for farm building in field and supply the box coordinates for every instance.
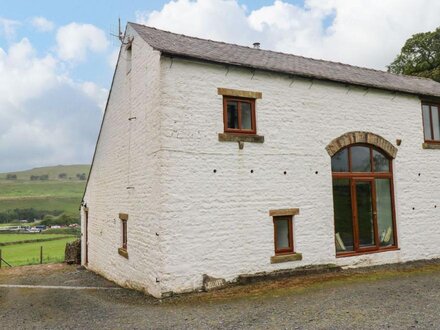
[81,22,440,298]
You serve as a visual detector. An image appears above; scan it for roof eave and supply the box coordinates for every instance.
[158,50,438,99]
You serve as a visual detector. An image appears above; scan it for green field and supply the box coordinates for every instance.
[0,164,89,218]
[0,233,72,244]
[0,237,77,266]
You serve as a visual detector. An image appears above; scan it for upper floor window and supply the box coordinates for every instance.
[422,102,440,143]
[223,96,256,134]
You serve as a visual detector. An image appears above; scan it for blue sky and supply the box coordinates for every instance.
[0,0,439,172]
[1,0,306,88]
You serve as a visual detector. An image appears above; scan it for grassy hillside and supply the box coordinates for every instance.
[0,164,90,181]
[0,165,90,220]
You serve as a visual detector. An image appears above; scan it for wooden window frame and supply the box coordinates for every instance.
[332,144,398,257]
[223,96,257,134]
[118,213,128,258]
[122,220,128,250]
[273,215,294,255]
[422,101,440,144]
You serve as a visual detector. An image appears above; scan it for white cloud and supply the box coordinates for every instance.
[80,81,108,111]
[56,23,109,62]
[0,38,104,172]
[0,18,20,40]
[107,48,119,69]
[31,17,55,32]
[136,0,440,70]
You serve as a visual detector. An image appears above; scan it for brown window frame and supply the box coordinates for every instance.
[273,215,294,255]
[223,96,256,134]
[332,144,398,257]
[122,220,128,250]
[422,101,440,144]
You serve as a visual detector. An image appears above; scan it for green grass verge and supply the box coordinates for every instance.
[0,237,77,266]
[0,233,72,244]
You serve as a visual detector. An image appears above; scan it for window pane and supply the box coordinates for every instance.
[275,218,290,250]
[376,179,394,247]
[356,181,375,248]
[372,149,389,172]
[433,106,440,140]
[227,101,238,129]
[422,105,432,140]
[331,148,349,172]
[333,179,354,252]
[351,146,371,172]
[241,102,252,130]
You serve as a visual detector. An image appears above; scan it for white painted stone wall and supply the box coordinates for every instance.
[158,57,440,294]
[83,33,440,297]
[81,26,164,298]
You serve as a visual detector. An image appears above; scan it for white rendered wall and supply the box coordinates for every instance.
[81,26,164,298]
[157,57,440,294]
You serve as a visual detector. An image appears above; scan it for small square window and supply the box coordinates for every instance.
[223,96,256,134]
[273,215,294,255]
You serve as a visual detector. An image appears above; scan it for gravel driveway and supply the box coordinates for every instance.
[1,262,440,329]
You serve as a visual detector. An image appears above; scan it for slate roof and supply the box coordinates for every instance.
[129,22,440,98]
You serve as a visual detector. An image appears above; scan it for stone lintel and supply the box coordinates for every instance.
[217,87,262,99]
[269,208,300,217]
[119,213,129,221]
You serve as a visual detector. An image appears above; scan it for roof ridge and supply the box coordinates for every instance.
[128,22,436,84]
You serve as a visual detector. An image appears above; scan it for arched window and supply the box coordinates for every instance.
[331,144,397,256]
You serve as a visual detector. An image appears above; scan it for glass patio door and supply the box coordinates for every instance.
[352,179,377,251]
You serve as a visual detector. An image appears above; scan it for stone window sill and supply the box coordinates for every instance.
[422,142,440,149]
[270,253,302,264]
[218,133,264,143]
[118,248,129,259]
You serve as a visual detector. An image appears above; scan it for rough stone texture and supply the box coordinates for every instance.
[218,133,264,143]
[202,274,227,291]
[326,131,398,158]
[270,253,303,264]
[81,25,163,298]
[64,239,81,265]
[83,31,440,298]
[157,56,435,296]
[422,143,440,149]
[217,87,262,99]
[269,208,300,217]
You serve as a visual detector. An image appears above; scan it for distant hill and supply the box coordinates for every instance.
[0,164,90,221]
[0,164,90,181]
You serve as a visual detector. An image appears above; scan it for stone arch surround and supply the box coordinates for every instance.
[326,131,398,159]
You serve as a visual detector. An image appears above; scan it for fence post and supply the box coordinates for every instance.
[0,249,2,269]
[40,246,43,264]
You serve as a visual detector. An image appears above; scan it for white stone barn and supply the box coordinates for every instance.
[81,22,440,298]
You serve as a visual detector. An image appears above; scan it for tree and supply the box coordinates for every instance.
[388,27,440,82]
[6,174,17,180]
